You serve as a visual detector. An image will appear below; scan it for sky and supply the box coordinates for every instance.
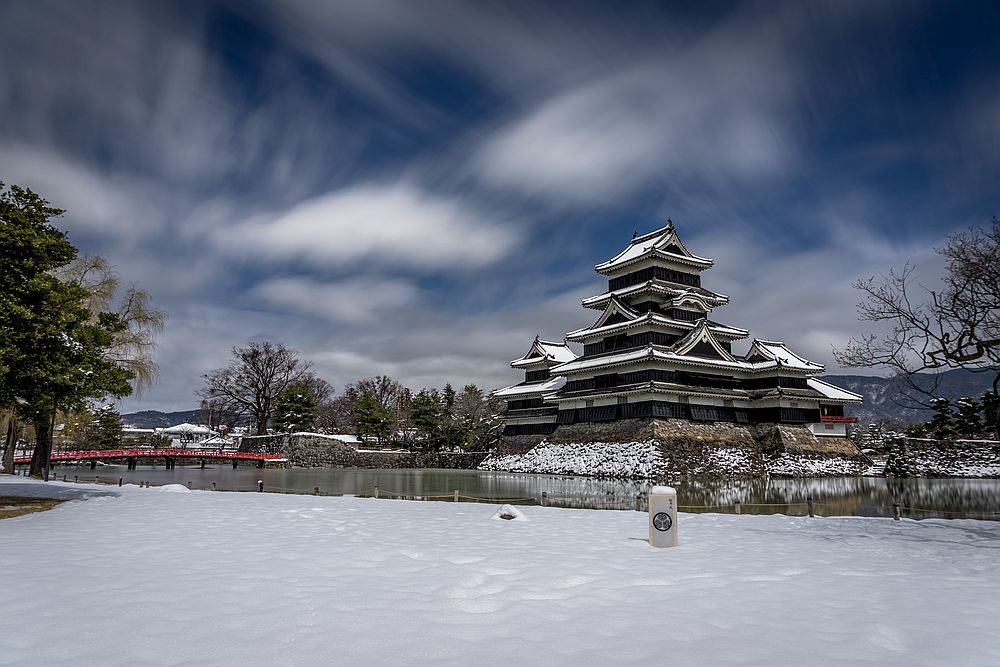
[2,0,998,412]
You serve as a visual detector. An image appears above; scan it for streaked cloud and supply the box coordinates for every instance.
[217,181,522,271]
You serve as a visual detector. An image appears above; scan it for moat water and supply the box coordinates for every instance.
[51,464,1000,520]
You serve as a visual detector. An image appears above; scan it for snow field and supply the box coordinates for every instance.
[1,477,999,666]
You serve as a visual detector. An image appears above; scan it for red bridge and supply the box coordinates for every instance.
[13,448,286,469]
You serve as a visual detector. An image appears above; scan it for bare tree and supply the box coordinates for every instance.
[836,217,1000,409]
[199,342,310,435]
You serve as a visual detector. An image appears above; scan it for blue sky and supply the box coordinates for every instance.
[2,0,998,412]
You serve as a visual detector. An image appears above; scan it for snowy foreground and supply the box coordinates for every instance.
[1,477,999,666]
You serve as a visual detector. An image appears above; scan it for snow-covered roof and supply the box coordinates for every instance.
[582,281,729,309]
[566,312,748,342]
[672,320,737,361]
[493,376,567,398]
[806,378,864,403]
[510,338,578,367]
[745,340,824,372]
[552,336,826,377]
[159,423,213,434]
[201,435,235,445]
[595,222,713,275]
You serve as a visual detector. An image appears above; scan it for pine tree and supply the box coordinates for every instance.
[927,398,956,440]
[86,405,123,450]
[953,397,982,439]
[272,382,320,433]
[351,389,394,445]
[410,389,442,450]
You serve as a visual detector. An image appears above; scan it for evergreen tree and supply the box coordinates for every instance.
[927,398,956,440]
[981,390,1000,441]
[410,389,443,447]
[953,397,982,439]
[351,389,394,445]
[272,382,320,433]
[85,405,124,450]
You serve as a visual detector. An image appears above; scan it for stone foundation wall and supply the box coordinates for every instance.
[240,434,487,470]
[490,418,867,478]
[886,437,1000,477]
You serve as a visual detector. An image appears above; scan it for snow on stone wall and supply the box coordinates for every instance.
[479,440,661,478]
[887,438,1000,477]
[765,453,868,477]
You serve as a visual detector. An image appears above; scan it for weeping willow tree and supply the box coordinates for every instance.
[56,255,166,395]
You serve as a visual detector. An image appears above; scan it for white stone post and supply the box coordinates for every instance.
[648,485,678,548]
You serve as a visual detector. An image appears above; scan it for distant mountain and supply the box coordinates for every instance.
[121,409,198,429]
[821,368,999,425]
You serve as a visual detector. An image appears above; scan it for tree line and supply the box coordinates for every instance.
[198,341,505,451]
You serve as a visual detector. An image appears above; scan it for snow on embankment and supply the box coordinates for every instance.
[481,440,871,478]
[479,440,661,478]
[888,438,1000,477]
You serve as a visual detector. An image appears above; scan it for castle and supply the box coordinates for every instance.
[496,222,862,454]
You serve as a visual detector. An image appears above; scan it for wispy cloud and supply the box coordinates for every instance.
[252,276,424,324]
[216,181,522,272]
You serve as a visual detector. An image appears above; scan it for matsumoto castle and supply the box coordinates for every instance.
[497,221,862,442]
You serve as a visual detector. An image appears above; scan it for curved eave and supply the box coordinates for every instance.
[548,382,750,403]
[807,377,864,404]
[510,356,547,369]
[494,376,567,398]
[565,313,748,342]
[595,248,714,276]
[582,281,729,309]
[553,345,825,376]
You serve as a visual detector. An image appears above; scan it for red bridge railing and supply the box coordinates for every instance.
[12,448,285,465]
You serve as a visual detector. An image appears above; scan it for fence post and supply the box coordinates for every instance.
[807,496,814,518]
[453,489,459,502]
[374,484,379,499]
[119,477,123,487]
[541,491,547,507]
[635,493,642,512]
[892,503,901,521]
[735,501,741,515]
[257,480,264,493]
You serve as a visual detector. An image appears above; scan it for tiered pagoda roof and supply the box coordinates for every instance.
[497,221,861,437]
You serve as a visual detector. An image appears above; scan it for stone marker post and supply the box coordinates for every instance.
[648,485,678,548]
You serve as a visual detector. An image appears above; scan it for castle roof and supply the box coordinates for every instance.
[582,281,729,310]
[806,377,864,403]
[493,375,567,398]
[744,340,824,372]
[510,337,578,368]
[595,221,713,275]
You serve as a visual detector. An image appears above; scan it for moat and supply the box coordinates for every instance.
[51,465,1000,520]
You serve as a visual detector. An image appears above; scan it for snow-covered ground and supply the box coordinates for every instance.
[1,477,999,666]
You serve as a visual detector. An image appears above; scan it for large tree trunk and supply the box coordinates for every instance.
[29,415,53,480]
[2,414,16,475]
